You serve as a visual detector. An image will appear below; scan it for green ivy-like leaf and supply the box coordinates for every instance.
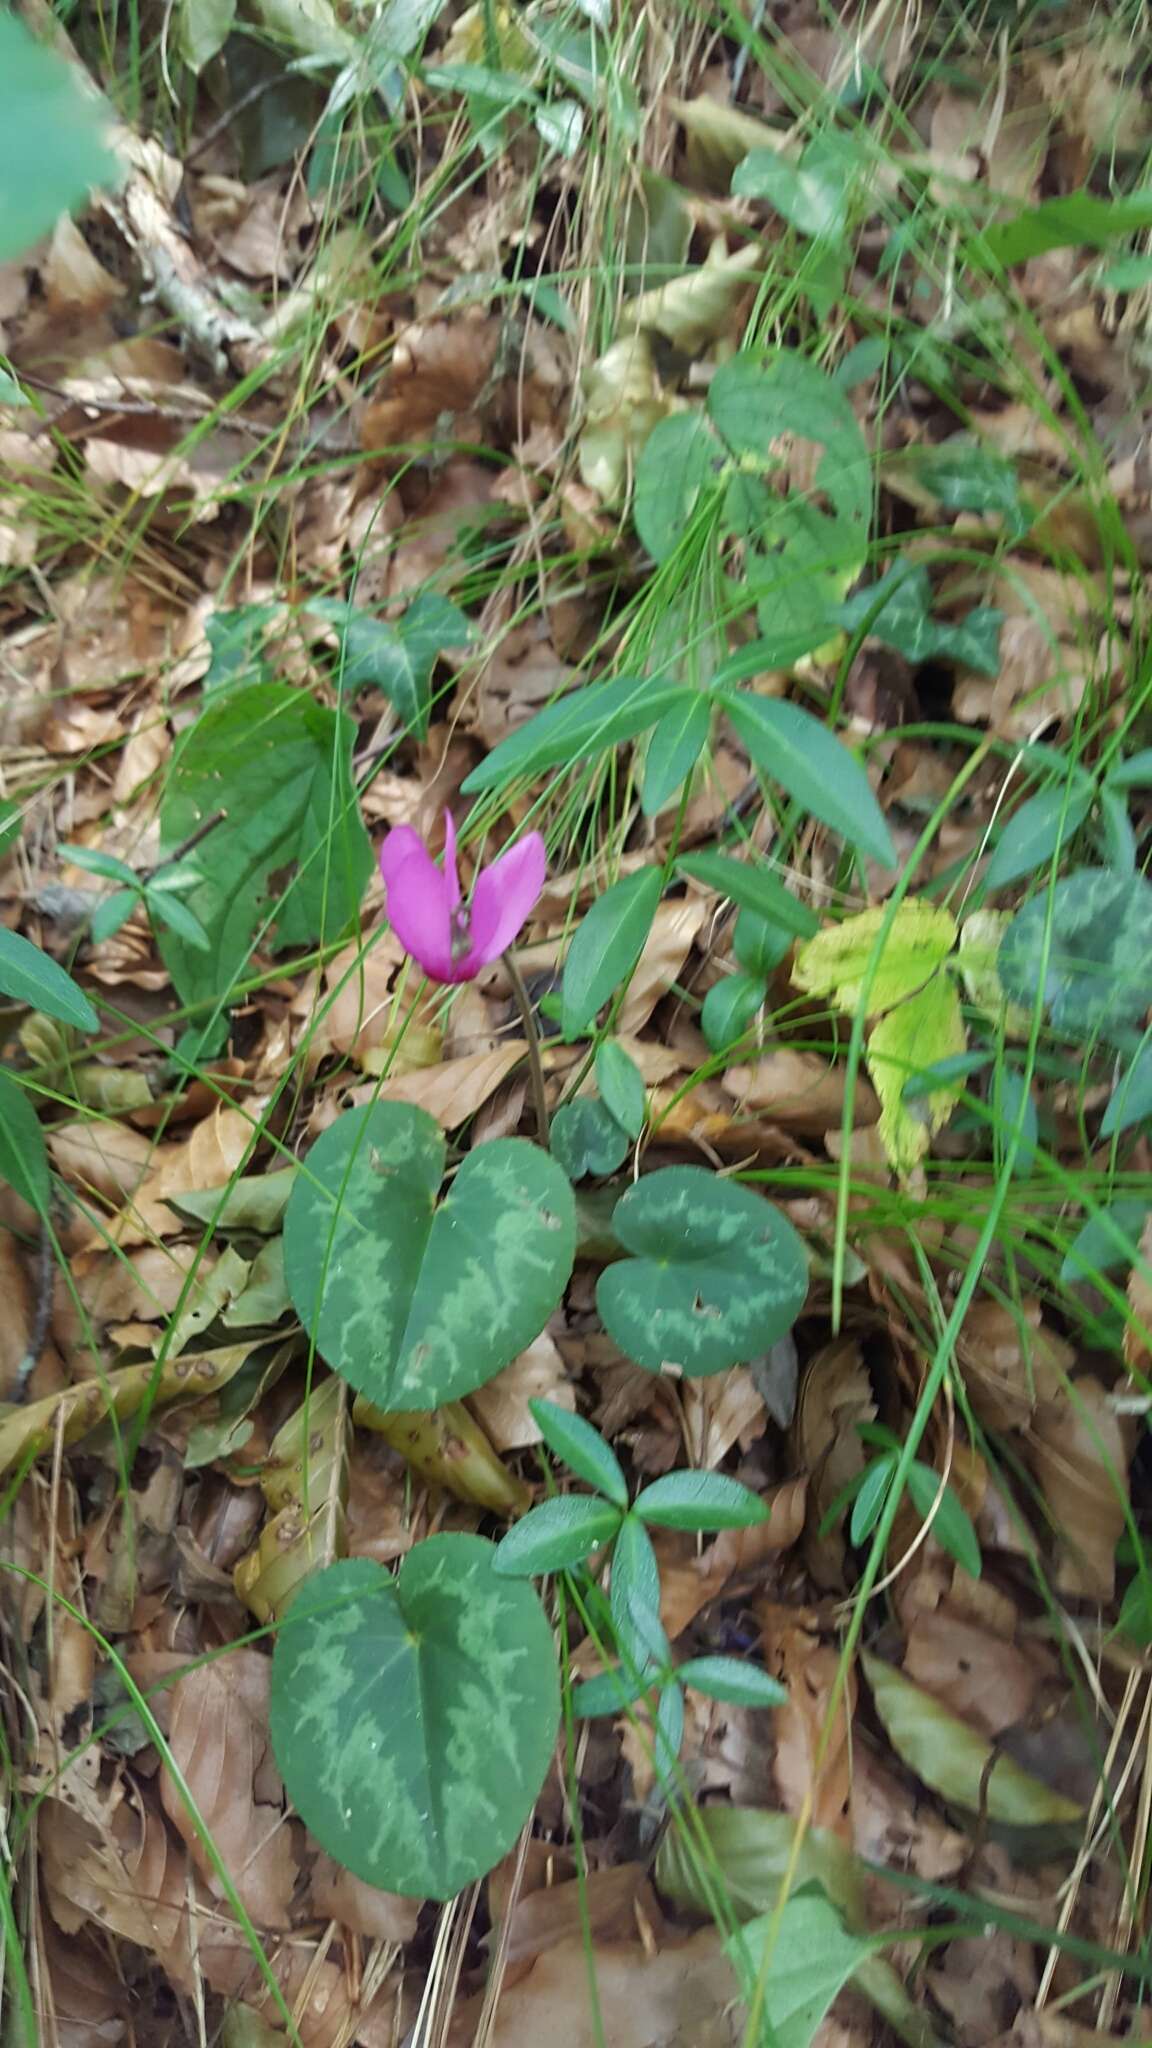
[0,15,120,264]
[157,682,373,1009]
[998,867,1152,1042]
[597,1166,808,1375]
[270,1541,559,1898]
[284,1102,576,1408]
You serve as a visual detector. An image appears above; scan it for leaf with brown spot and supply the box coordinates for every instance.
[0,1342,258,1475]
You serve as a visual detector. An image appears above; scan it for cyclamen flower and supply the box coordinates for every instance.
[380,813,546,984]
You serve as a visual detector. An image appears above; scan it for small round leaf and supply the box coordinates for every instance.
[550,1097,629,1181]
[270,1541,560,1899]
[596,1167,809,1376]
[285,1103,576,1409]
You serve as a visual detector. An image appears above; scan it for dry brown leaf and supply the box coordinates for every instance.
[467,1331,573,1450]
[956,1298,1072,1432]
[448,1926,741,2048]
[681,1368,765,1468]
[0,1231,65,1399]
[654,1480,807,1640]
[723,1049,879,1132]
[361,315,502,451]
[850,1746,968,1882]
[493,1863,663,1970]
[760,1605,855,1838]
[1026,1375,1130,1599]
[93,1102,264,1245]
[1124,1210,1152,1374]
[619,896,708,1034]
[792,1338,876,1588]
[903,1605,1039,1739]
[38,1920,126,2048]
[159,1648,296,1927]
[308,1850,419,1943]
[469,616,578,752]
[48,1118,156,1203]
[362,1042,531,1128]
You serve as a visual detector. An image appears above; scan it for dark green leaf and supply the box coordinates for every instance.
[711,628,842,684]
[550,1097,630,1180]
[156,682,373,1009]
[640,692,712,815]
[493,1495,623,1575]
[677,1656,788,1708]
[597,1166,809,1376]
[284,1102,575,1409]
[610,1517,661,1663]
[719,690,896,869]
[270,1542,559,1898]
[148,889,213,952]
[0,1067,49,1213]
[700,972,767,1053]
[992,1065,1038,1173]
[203,602,280,695]
[998,867,1152,1042]
[461,675,683,794]
[676,851,818,938]
[985,780,1094,890]
[731,134,855,241]
[633,1470,769,1531]
[0,928,98,1032]
[902,437,1025,528]
[1097,787,1136,875]
[313,593,471,738]
[733,908,793,978]
[572,1664,653,1717]
[835,563,1003,674]
[561,867,663,1039]
[529,1397,628,1506]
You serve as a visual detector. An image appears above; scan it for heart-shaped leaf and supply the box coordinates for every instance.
[550,1097,630,1180]
[270,1540,559,1898]
[284,1103,576,1408]
[998,866,1152,1042]
[597,1166,808,1375]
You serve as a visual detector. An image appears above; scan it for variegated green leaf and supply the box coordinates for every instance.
[270,1538,559,1899]
[284,1103,576,1409]
[597,1166,808,1376]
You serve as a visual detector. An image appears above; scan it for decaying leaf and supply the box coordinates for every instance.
[234,1375,349,1623]
[862,1654,1083,1828]
[0,1343,259,1476]
[867,971,966,1174]
[794,904,958,1018]
[354,1395,530,1513]
[1025,1374,1130,1600]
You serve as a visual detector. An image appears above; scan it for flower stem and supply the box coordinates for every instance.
[502,950,550,1147]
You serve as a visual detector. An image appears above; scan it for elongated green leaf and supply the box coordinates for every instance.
[863,1652,1082,1824]
[284,1102,575,1409]
[529,1397,628,1506]
[677,1656,788,1708]
[676,851,818,938]
[850,1454,895,1546]
[905,1464,981,1578]
[270,1541,559,1898]
[711,629,841,685]
[0,15,119,264]
[157,682,373,1008]
[572,1664,652,1717]
[985,780,1094,890]
[561,866,663,1039]
[719,690,896,869]
[594,1040,646,1139]
[598,1166,808,1375]
[633,1470,768,1531]
[640,693,712,815]
[461,676,683,794]
[657,1804,866,1926]
[1102,1043,1152,1138]
[0,1067,50,1214]
[983,189,1152,268]
[494,1495,622,1575]
[610,1515,660,1661]
[1105,748,1152,791]
[61,845,138,886]
[0,928,98,1032]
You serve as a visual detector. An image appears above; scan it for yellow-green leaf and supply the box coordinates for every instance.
[863,1653,1083,1826]
[794,901,957,1018]
[957,908,1032,1038]
[867,974,966,1175]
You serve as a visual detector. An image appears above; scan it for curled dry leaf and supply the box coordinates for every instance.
[902,1605,1040,1740]
[492,1863,664,1973]
[760,1604,855,1839]
[354,1395,530,1513]
[365,1042,533,1129]
[447,1926,742,2048]
[618,896,708,1035]
[39,1920,126,2048]
[955,1299,1072,1432]
[681,1367,765,1469]
[0,1342,259,1477]
[159,1647,296,1928]
[1026,1374,1130,1600]
[234,1375,349,1624]
[48,1118,156,1204]
[308,1850,419,1943]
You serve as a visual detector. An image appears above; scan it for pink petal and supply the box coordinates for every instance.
[466,832,547,967]
[380,829,454,981]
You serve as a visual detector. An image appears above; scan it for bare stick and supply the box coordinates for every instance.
[502,952,550,1147]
